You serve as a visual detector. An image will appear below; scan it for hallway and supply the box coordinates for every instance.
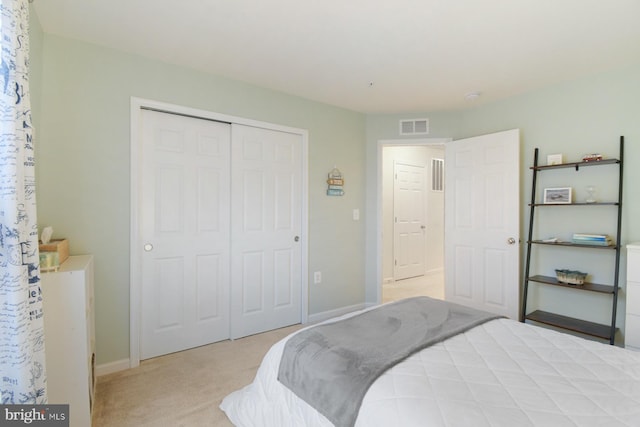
[382,272,444,304]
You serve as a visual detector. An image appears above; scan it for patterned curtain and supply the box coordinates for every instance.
[0,0,47,404]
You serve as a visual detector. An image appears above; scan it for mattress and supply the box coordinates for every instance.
[221,309,640,426]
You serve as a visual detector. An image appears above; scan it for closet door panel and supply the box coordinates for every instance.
[140,110,231,359]
[231,124,303,339]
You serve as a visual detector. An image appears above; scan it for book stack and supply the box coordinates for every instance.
[572,233,613,246]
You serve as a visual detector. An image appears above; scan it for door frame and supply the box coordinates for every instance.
[129,97,309,368]
[376,138,450,304]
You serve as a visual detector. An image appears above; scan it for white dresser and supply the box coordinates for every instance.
[41,255,95,427]
[625,244,640,350]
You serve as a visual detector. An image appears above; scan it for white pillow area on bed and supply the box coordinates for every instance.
[221,316,640,427]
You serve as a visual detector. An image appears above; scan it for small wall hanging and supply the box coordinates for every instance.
[327,166,344,196]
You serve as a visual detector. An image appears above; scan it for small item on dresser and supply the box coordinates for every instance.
[39,228,69,271]
[40,251,60,272]
[555,269,587,285]
[41,226,53,244]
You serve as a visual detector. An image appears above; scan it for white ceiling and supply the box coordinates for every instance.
[32,0,640,114]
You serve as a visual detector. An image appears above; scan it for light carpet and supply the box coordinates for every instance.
[92,325,302,426]
[93,273,443,426]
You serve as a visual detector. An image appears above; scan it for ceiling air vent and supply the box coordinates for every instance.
[399,118,429,135]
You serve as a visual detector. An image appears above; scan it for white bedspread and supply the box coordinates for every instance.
[221,318,640,426]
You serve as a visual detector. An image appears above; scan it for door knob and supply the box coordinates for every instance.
[294,236,299,242]
[507,238,516,245]
[144,243,153,252]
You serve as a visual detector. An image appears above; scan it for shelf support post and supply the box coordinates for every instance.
[609,136,624,344]
[521,148,539,322]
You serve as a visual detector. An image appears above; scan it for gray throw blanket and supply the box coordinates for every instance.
[277,296,502,427]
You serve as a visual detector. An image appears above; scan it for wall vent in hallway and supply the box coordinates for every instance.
[399,118,429,135]
[432,158,444,192]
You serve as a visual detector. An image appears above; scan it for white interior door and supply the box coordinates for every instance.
[230,124,303,339]
[444,129,520,319]
[393,162,426,280]
[140,110,231,359]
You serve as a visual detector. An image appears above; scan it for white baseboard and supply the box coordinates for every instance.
[97,303,381,375]
[307,302,369,324]
[96,358,130,377]
[425,267,444,276]
[385,268,443,284]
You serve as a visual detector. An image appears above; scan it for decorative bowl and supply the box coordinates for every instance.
[555,269,587,285]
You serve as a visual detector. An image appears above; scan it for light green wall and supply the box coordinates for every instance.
[365,62,640,342]
[33,33,367,365]
[28,5,43,132]
[30,8,640,364]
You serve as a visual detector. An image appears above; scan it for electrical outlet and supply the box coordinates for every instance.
[313,271,322,284]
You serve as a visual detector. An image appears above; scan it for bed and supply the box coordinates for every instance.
[220,297,640,426]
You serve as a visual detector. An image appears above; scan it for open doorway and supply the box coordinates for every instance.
[381,142,445,303]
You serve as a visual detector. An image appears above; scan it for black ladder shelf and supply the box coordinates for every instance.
[521,137,624,345]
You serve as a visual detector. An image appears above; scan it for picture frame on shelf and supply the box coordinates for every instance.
[547,153,563,166]
[543,187,572,204]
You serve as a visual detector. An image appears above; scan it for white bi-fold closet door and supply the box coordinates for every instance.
[139,109,303,360]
